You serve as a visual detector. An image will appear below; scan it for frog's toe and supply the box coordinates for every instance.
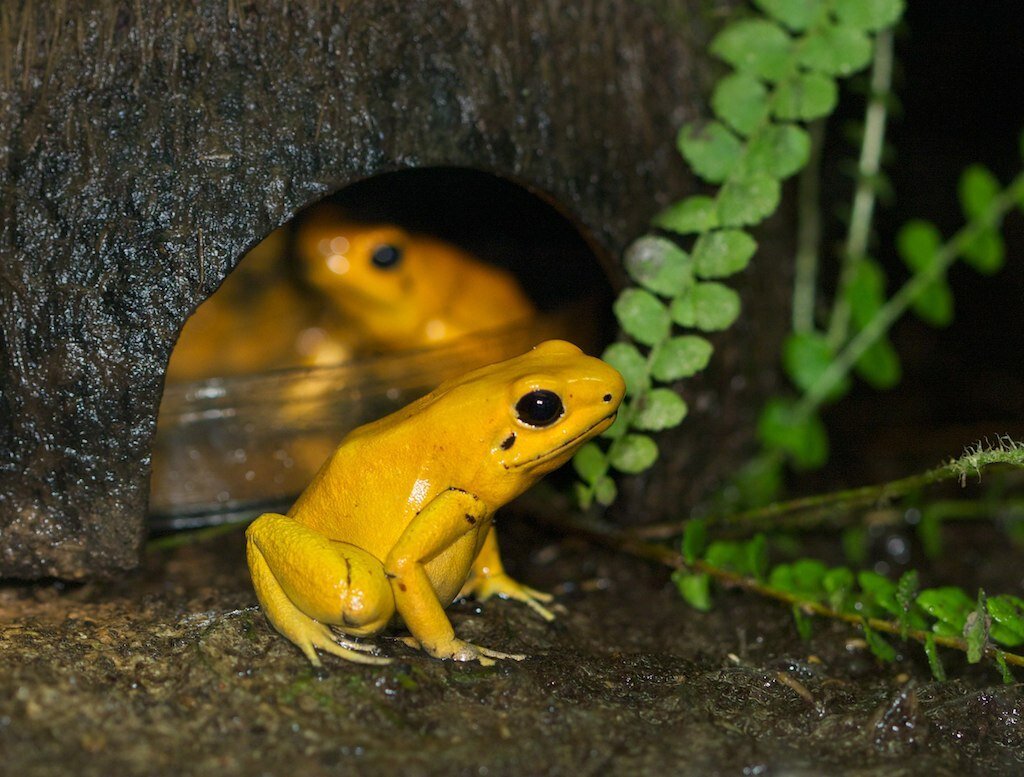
[430,638,525,665]
[328,628,384,654]
[309,623,391,665]
[475,644,526,662]
[521,596,557,622]
[473,574,558,622]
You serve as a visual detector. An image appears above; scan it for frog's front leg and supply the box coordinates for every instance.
[460,527,556,621]
[384,488,525,666]
[246,513,395,666]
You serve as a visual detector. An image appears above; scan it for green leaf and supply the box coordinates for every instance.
[863,623,896,662]
[753,0,824,31]
[792,605,813,641]
[845,258,886,329]
[924,634,947,681]
[757,398,828,469]
[965,591,989,664]
[706,540,750,574]
[608,434,659,474]
[574,482,594,510]
[918,587,975,635]
[710,19,793,82]
[912,278,954,327]
[961,228,1005,275]
[995,651,1016,685]
[858,570,899,617]
[823,567,855,612]
[987,595,1024,647]
[712,73,770,136]
[718,173,781,227]
[624,236,694,297]
[653,196,719,234]
[746,534,769,581]
[650,336,714,381]
[602,342,649,397]
[782,331,849,400]
[744,123,810,179]
[798,24,871,76]
[769,558,828,599]
[633,388,689,431]
[678,121,744,184]
[855,336,901,390]
[593,475,618,507]
[772,72,837,120]
[896,571,920,640]
[896,219,941,273]
[673,571,712,612]
[614,289,671,346]
[958,164,1000,220]
[692,229,758,279]
[572,442,608,485]
[682,517,707,565]
[670,282,742,332]
[833,0,905,31]
[729,453,784,509]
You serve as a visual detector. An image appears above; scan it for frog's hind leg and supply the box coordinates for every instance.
[246,513,395,666]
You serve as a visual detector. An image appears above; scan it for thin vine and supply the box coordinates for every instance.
[554,441,1024,683]
[574,0,906,507]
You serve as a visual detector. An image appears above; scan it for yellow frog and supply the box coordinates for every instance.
[245,340,624,666]
[296,206,537,353]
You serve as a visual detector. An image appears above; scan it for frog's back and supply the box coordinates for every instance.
[285,393,454,554]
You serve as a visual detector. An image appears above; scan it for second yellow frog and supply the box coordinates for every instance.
[297,205,537,353]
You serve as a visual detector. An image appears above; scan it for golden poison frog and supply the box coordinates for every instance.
[296,207,537,354]
[246,340,624,665]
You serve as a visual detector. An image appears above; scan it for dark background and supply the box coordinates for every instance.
[821,1,1024,480]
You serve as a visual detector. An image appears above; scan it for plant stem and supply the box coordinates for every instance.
[827,27,895,349]
[798,171,1024,416]
[792,119,826,333]
[546,513,1024,668]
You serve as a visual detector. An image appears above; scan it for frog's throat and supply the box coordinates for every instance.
[506,411,618,471]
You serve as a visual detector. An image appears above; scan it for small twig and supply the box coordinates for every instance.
[792,119,826,333]
[827,27,895,349]
[630,442,1024,538]
[544,513,1024,669]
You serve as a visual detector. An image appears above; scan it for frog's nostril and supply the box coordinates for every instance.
[602,393,612,402]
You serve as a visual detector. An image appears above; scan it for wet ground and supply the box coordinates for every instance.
[2,511,1022,777]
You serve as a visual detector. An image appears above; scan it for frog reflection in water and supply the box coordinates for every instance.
[246,340,625,665]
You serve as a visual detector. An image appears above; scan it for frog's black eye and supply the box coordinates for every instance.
[515,390,564,428]
[371,244,403,269]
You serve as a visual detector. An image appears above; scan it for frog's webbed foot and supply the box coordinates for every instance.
[306,622,392,666]
[398,635,525,666]
[462,572,557,622]
[328,627,389,656]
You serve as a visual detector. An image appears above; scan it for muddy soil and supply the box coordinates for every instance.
[2,511,1022,777]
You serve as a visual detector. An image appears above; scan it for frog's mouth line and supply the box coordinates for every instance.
[507,410,618,470]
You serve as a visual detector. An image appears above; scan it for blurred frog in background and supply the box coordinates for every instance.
[164,228,326,382]
[295,204,537,358]
[164,205,538,383]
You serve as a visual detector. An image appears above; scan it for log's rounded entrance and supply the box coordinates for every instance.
[150,167,615,528]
